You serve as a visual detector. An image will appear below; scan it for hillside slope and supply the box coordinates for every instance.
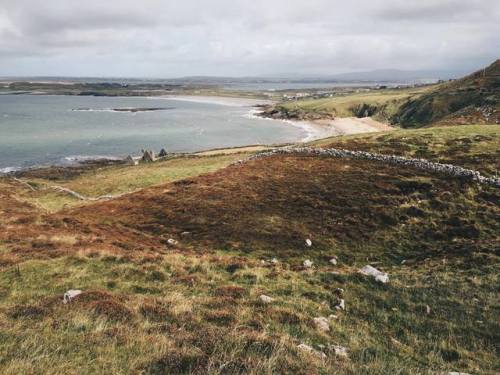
[393,60,500,127]
[1,125,499,374]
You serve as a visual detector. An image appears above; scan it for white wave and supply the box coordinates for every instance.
[0,166,20,174]
[63,155,123,163]
[71,108,118,113]
[244,108,323,142]
[152,95,272,108]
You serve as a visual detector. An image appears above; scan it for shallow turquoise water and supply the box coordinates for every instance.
[0,95,303,171]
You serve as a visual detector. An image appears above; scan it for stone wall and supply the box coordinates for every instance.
[234,147,500,188]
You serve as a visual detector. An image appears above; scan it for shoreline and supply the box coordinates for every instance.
[155,95,274,107]
[0,94,392,175]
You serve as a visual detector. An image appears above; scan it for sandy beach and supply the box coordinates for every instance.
[161,95,393,142]
[162,95,273,107]
[310,117,393,138]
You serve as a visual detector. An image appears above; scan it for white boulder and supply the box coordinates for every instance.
[359,265,389,283]
[259,294,275,304]
[335,299,345,311]
[303,259,313,268]
[329,257,338,265]
[63,289,82,304]
[305,239,312,247]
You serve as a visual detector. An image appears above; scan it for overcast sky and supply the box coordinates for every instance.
[0,0,498,77]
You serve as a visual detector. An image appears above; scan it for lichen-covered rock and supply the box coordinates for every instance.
[297,344,327,360]
[313,317,330,332]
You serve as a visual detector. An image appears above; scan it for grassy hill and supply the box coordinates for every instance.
[262,86,429,123]
[394,60,500,127]
[0,125,499,374]
[262,60,499,128]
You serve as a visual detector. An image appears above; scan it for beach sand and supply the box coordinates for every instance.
[163,95,273,107]
[310,117,393,138]
[162,95,393,142]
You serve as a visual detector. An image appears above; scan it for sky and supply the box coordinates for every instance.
[0,0,498,78]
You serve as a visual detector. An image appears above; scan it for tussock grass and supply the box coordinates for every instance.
[1,248,498,374]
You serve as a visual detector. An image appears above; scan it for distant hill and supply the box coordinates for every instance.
[327,69,464,83]
[393,60,500,127]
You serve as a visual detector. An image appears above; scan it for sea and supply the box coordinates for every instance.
[0,94,305,172]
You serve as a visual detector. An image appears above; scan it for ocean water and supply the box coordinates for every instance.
[0,95,305,172]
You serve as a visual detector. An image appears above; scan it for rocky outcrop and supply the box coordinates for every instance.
[234,147,500,188]
[258,105,335,121]
[141,150,156,163]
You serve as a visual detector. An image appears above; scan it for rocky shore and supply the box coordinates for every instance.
[257,104,335,121]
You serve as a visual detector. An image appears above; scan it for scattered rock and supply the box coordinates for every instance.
[305,239,312,247]
[313,317,330,332]
[303,259,313,268]
[270,257,279,264]
[328,314,338,320]
[259,295,274,304]
[335,299,345,311]
[426,305,431,314]
[297,344,327,360]
[158,148,168,157]
[167,238,178,246]
[329,257,338,265]
[180,231,191,237]
[448,372,472,375]
[63,289,82,304]
[359,265,389,283]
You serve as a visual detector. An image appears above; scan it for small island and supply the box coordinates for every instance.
[72,107,174,112]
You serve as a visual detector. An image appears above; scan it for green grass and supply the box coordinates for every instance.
[0,244,498,374]
[14,153,250,212]
[312,125,500,177]
[277,87,430,121]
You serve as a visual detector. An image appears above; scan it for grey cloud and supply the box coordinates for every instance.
[0,0,498,77]
[377,0,498,21]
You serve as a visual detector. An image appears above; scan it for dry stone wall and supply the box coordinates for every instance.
[235,147,500,188]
